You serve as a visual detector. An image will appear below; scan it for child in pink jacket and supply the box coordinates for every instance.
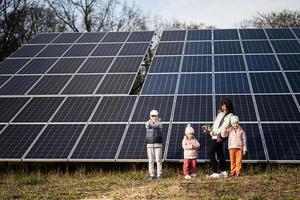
[222,115,247,176]
[182,124,200,179]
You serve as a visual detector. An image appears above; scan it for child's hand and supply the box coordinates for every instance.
[243,150,246,156]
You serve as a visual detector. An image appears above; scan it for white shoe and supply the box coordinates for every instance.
[220,171,228,178]
[190,173,197,177]
[209,173,220,179]
[184,174,192,179]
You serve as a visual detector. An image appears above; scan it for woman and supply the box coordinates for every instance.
[208,98,234,178]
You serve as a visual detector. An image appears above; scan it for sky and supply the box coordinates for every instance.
[133,0,300,28]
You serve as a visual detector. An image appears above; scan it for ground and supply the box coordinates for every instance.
[0,164,299,199]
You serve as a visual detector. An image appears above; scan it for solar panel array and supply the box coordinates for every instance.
[0,28,299,163]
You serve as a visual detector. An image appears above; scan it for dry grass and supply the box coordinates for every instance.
[0,164,299,200]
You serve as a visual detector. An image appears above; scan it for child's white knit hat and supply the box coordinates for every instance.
[231,115,239,124]
[185,124,195,134]
[150,110,158,116]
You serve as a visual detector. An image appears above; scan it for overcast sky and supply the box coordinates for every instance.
[133,0,300,28]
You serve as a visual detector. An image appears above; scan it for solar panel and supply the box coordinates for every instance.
[0,125,44,159]
[0,59,30,74]
[242,41,273,53]
[62,75,103,94]
[178,74,212,94]
[131,96,174,122]
[13,97,64,122]
[70,124,126,160]
[11,45,46,57]
[271,40,300,53]
[52,33,82,43]
[160,30,186,41]
[155,42,184,55]
[63,44,96,57]
[292,28,300,38]
[119,43,149,55]
[117,124,169,160]
[277,54,300,70]
[0,76,10,86]
[187,30,212,41]
[127,31,154,42]
[285,72,300,93]
[246,55,280,71]
[78,57,113,73]
[214,55,245,71]
[173,95,213,122]
[25,124,84,159]
[185,42,212,54]
[214,29,239,40]
[214,41,242,54]
[215,73,250,94]
[37,44,71,57]
[182,56,212,72]
[91,43,123,56]
[96,74,136,94]
[149,56,181,73]
[109,57,143,73]
[265,28,295,39]
[141,74,177,94]
[0,75,41,95]
[47,58,85,73]
[250,72,289,93]
[52,97,100,122]
[262,123,300,160]
[76,32,106,43]
[239,29,267,40]
[0,97,29,122]
[102,32,130,42]
[91,96,136,122]
[18,58,57,74]
[28,33,60,44]
[255,95,300,121]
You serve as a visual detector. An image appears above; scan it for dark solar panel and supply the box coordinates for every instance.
[242,41,273,53]
[11,45,46,57]
[117,124,169,160]
[184,42,212,54]
[0,75,40,95]
[0,125,44,159]
[215,73,250,94]
[52,97,100,122]
[178,74,212,94]
[127,31,154,42]
[149,56,181,73]
[13,97,64,122]
[277,54,300,70]
[155,42,184,55]
[29,33,60,44]
[214,29,239,40]
[109,57,143,73]
[262,123,300,160]
[47,58,85,73]
[265,28,295,39]
[0,76,10,86]
[239,29,267,40]
[187,30,212,40]
[37,45,71,57]
[62,75,103,94]
[174,95,213,122]
[182,56,212,72]
[215,95,257,121]
[91,43,123,56]
[18,58,57,74]
[0,59,30,74]
[96,74,135,94]
[214,41,242,54]
[250,72,289,93]
[271,40,300,53]
[63,44,96,57]
[28,75,72,95]
[102,32,130,42]
[76,32,106,43]
[25,124,84,159]
[119,43,149,55]
[255,95,300,121]
[0,97,29,122]
[141,74,177,94]
[292,28,300,38]
[160,30,186,41]
[52,33,82,43]
[91,96,136,122]
[285,72,300,93]
[131,96,174,122]
[79,57,113,73]
[214,55,245,71]
[246,55,280,71]
[71,124,126,160]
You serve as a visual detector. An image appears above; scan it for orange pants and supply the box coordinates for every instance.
[229,148,243,176]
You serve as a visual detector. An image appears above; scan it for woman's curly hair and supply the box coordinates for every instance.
[219,98,234,115]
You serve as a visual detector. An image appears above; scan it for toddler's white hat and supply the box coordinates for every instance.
[185,124,195,134]
[150,110,159,116]
[231,115,239,124]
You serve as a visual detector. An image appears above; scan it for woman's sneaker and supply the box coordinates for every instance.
[184,174,192,179]
[220,171,228,178]
[209,173,220,179]
[190,173,197,177]
[147,176,155,181]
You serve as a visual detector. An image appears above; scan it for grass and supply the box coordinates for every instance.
[0,164,299,199]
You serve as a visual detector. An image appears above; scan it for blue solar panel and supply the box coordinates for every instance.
[182,56,212,72]
[277,54,300,70]
[215,73,250,94]
[214,55,245,71]
[187,30,212,40]
[271,40,300,53]
[96,74,136,94]
[29,33,60,44]
[79,57,113,73]
[47,58,85,74]
[91,43,123,56]
[242,41,273,53]
[0,97,30,122]
[250,72,289,93]
[285,72,300,93]
[141,74,177,94]
[239,29,267,40]
[109,57,143,73]
[174,95,213,122]
[37,45,71,57]
[76,32,106,43]
[246,55,280,71]
[11,45,46,57]
[155,42,184,55]
[63,44,96,57]
[265,28,296,39]
[0,75,41,95]
[185,42,212,54]
[292,28,300,38]
[127,31,154,42]
[119,43,149,55]
[52,33,82,43]
[62,75,103,94]
[161,30,186,41]
[149,56,181,73]
[102,32,130,42]
[18,58,57,74]
[0,76,10,86]
[214,41,242,54]
[178,74,212,94]
[214,29,239,40]
[0,59,30,74]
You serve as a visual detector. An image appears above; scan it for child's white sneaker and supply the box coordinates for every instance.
[220,171,228,178]
[209,173,220,179]
[184,174,192,179]
[190,173,197,177]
